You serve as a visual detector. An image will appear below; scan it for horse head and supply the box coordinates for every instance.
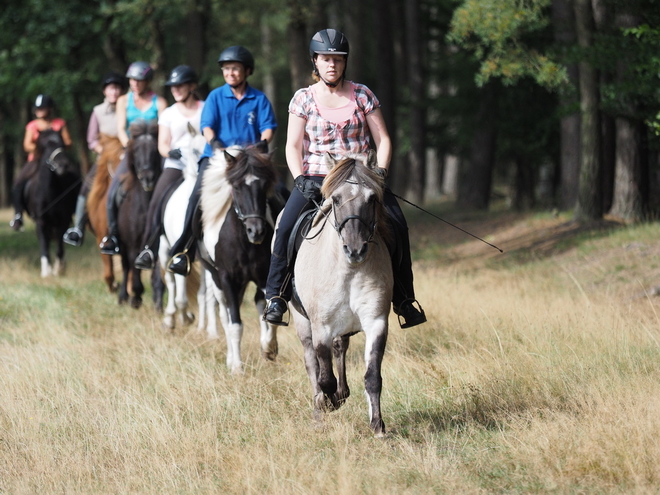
[126,120,160,192]
[224,144,277,245]
[182,122,207,181]
[35,130,77,177]
[321,150,388,265]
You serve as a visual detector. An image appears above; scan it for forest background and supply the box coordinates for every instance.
[1,0,660,223]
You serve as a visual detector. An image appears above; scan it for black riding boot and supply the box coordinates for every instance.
[99,188,120,255]
[63,194,87,246]
[263,252,291,326]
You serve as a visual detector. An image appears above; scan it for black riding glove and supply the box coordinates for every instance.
[168,148,182,160]
[294,175,322,203]
[211,138,223,151]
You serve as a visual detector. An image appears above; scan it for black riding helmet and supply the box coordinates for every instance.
[125,61,154,81]
[34,94,55,109]
[165,65,198,86]
[217,46,255,74]
[309,29,349,87]
[101,71,127,89]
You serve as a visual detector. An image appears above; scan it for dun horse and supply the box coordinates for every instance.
[200,144,279,374]
[23,130,81,277]
[116,121,163,309]
[291,151,393,436]
[86,134,124,291]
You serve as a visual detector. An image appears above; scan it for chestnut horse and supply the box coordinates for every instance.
[87,134,124,291]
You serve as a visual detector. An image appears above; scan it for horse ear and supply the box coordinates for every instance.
[366,150,378,170]
[324,153,339,170]
[224,150,236,168]
[187,122,196,137]
[254,139,268,154]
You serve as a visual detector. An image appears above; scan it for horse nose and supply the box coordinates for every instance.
[246,221,265,245]
[343,242,368,264]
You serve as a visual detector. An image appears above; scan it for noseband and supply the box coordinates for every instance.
[45,147,66,173]
[330,180,377,243]
[231,189,268,226]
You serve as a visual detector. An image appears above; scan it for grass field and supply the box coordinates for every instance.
[1,205,660,493]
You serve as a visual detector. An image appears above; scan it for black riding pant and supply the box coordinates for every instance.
[11,160,39,215]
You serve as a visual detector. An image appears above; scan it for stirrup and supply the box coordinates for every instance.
[166,252,192,276]
[394,298,427,329]
[63,227,84,246]
[135,248,156,270]
[263,296,289,326]
[9,214,24,232]
[99,235,119,255]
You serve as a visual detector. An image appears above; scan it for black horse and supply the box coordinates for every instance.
[22,130,80,277]
[198,145,282,373]
[116,121,164,309]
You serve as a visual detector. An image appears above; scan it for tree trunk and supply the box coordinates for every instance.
[609,117,643,221]
[287,1,312,94]
[457,84,496,210]
[185,0,208,96]
[373,0,398,187]
[404,0,426,203]
[608,12,643,221]
[342,0,365,84]
[552,0,581,210]
[574,0,602,220]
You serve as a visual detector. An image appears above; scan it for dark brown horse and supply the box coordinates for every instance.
[23,130,81,277]
[87,134,124,291]
[116,121,164,309]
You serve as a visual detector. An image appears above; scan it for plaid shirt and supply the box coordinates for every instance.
[288,82,380,176]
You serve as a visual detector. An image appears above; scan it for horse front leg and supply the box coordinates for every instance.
[118,254,130,305]
[101,253,117,292]
[151,266,164,313]
[203,270,219,339]
[314,331,339,412]
[255,288,278,361]
[332,335,351,407]
[218,280,244,375]
[196,267,207,333]
[363,318,388,437]
[293,314,324,423]
[129,266,144,309]
[37,222,52,278]
[53,230,66,276]
[162,269,177,331]
[174,274,194,326]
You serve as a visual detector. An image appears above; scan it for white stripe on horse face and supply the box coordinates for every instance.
[244,173,259,186]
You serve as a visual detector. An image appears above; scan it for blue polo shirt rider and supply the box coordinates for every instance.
[165,45,277,275]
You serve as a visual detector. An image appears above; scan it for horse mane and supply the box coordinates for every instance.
[33,129,64,164]
[88,135,123,209]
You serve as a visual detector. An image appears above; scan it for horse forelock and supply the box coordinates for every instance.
[225,148,276,195]
[321,157,384,204]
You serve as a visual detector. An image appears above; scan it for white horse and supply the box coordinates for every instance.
[291,151,393,436]
[159,124,209,332]
[200,144,279,374]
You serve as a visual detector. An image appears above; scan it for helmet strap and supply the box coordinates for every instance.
[314,62,344,89]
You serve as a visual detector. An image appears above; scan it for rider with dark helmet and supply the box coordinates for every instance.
[99,61,167,255]
[262,28,426,329]
[63,71,127,246]
[10,94,73,231]
[164,46,277,276]
[134,65,205,270]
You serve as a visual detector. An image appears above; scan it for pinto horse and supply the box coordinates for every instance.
[200,145,279,374]
[23,130,81,277]
[116,121,163,309]
[291,151,393,436]
[159,123,207,331]
[87,134,124,291]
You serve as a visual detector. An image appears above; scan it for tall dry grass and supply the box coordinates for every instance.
[1,207,660,493]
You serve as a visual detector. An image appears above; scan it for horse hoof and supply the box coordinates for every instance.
[314,393,335,412]
[262,350,277,362]
[130,297,142,309]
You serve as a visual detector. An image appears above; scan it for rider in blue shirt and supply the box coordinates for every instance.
[166,46,277,276]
